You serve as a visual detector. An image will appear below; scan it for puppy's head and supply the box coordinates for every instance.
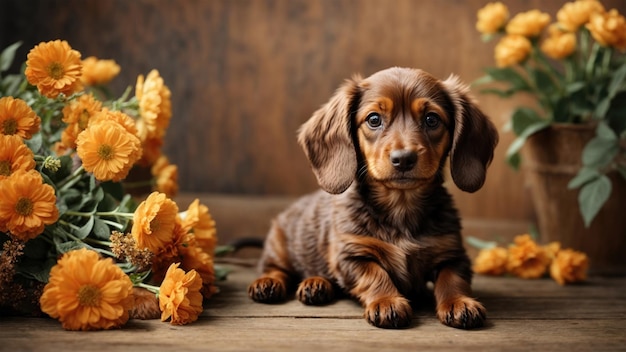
[298,67,498,194]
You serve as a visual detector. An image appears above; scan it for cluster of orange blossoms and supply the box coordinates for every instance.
[0,40,217,330]
[473,234,589,285]
[476,0,626,67]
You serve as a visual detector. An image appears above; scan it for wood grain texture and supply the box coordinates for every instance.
[2,265,625,352]
[2,0,626,223]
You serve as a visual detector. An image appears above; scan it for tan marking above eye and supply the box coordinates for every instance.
[411,98,448,125]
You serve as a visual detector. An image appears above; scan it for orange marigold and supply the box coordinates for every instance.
[506,9,551,37]
[586,9,626,51]
[557,0,605,32]
[137,135,163,167]
[541,24,577,60]
[550,248,589,285]
[61,93,102,149]
[24,40,83,99]
[131,192,179,253]
[39,248,134,331]
[0,134,35,179]
[494,34,532,67]
[178,233,217,299]
[506,234,551,279]
[0,96,41,139]
[151,155,178,198]
[181,198,217,256]
[0,170,59,241]
[159,262,204,325]
[473,247,509,276]
[80,56,121,86]
[135,69,172,140]
[476,2,510,35]
[76,119,141,182]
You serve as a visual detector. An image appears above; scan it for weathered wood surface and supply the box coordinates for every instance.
[2,265,625,352]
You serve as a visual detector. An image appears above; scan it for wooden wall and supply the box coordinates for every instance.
[2,0,625,224]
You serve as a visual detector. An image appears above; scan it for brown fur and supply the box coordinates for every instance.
[248,67,498,329]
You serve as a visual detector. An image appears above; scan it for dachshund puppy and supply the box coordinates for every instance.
[248,67,498,329]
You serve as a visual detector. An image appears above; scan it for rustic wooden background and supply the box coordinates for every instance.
[2,0,625,225]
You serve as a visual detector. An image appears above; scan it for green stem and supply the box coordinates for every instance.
[63,210,134,219]
[57,165,85,191]
[137,282,160,295]
[585,42,601,80]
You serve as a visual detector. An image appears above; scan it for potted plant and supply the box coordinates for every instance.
[474,1,626,275]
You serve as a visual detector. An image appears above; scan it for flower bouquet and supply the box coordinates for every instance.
[474,0,626,227]
[0,40,220,330]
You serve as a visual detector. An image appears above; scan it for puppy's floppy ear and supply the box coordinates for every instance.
[443,75,499,193]
[297,76,361,194]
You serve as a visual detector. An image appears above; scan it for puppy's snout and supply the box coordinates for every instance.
[390,150,417,172]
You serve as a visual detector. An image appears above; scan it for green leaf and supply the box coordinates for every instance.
[595,121,618,140]
[510,108,544,136]
[465,236,498,250]
[73,216,95,240]
[0,41,21,72]
[582,123,619,168]
[568,167,600,189]
[565,81,586,94]
[93,217,112,240]
[578,175,612,227]
[484,67,531,91]
[24,132,43,154]
[505,120,551,169]
[607,61,626,98]
[56,240,88,254]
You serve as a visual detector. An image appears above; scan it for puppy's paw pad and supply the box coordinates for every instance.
[296,277,335,305]
[365,296,412,329]
[437,297,486,329]
[248,277,287,303]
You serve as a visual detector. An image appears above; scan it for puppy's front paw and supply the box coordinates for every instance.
[296,276,335,305]
[364,296,412,329]
[437,296,486,329]
[248,277,287,303]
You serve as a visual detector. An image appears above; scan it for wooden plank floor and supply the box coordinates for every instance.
[1,262,625,352]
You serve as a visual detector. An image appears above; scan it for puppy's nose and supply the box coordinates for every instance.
[390,150,417,172]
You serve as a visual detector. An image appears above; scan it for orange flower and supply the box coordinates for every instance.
[151,155,178,197]
[541,24,577,59]
[0,170,59,241]
[543,241,562,259]
[135,69,172,140]
[181,199,217,256]
[61,93,102,149]
[476,2,510,35]
[0,96,41,139]
[473,247,508,276]
[80,56,121,86]
[24,40,83,99]
[586,9,626,51]
[557,0,605,32]
[131,192,179,253]
[550,248,589,285]
[76,119,141,182]
[178,233,216,299]
[494,34,532,67]
[39,248,134,331]
[89,109,143,167]
[159,262,204,325]
[0,134,35,179]
[506,234,551,279]
[506,9,551,37]
[137,135,163,167]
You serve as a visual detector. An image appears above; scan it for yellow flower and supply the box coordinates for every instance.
[135,69,172,140]
[0,134,35,179]
[159,262,204,325]
[131,192,179,253]
[476,2,510,35]
[473,247,508,276]
[506,9,551,37]
[550,248,589,285]
[494,34,532,67]
[80,56,121,86]
[181,199,217,256]
[151,155,178,198]
[557,0,605,32]
[76,119,141,182]
[89,109,143,166]
[0,96,41,139]
[506,234,551,279]
[541,24,577,59]
[586,9,626,51]
[61,93,102,149]
[0,170,59,241]
[24,40,83,99]
[39,248,134,331]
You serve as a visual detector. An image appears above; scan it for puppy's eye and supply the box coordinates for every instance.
[366,113,382,129]
[425,113,440,129]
